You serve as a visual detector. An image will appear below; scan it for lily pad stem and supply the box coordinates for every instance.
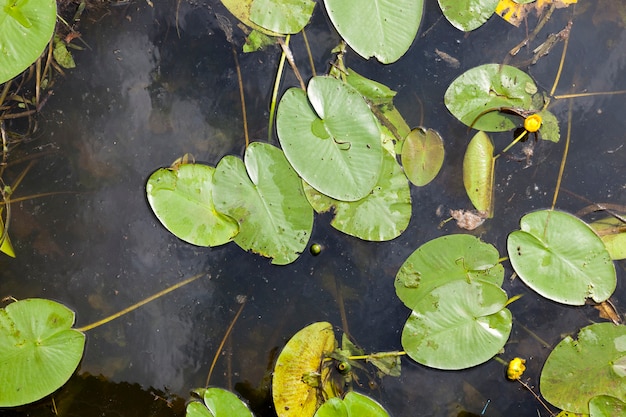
[268,35,289,142]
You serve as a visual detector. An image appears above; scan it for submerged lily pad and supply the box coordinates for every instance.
[444,64,539,132]
[402,280,512,370]
[507,210,616,305]
[323,0,423,63]
[540,323,626,414]
[0,0,57,84]
[277,76,382,201]
[146,164,240,247]
[0,299,85,407]
[303,151,411,241]
[213,142,313,265]
[438,0,499,31]
[273,322,337,417]
[395,234,504,309]
[401,128,445,187]
[314,392,390,417]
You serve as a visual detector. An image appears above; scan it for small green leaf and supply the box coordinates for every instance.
[401,128,445,187]
[250,0,315,34]
[438,0,499,31]
[591,217,626,260]
[508,210,617,305]
[463,131,494,216]
[537,109,560,142]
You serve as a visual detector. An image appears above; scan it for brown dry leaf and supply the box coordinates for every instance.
[496,0,577,27]
[594,300,622,325]
[450,209,488,231]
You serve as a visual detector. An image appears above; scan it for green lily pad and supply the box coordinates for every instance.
[303,151,411,241]
[438,0,499,31]
[540,323,626,414]
[0,0,57,84]
[250,0,315,34]
[277,76,383,201]
[323,0,423,64]
[401,128,445,187]
[463,131,494,216]
[213,142,313,265]
[537,109,560,142]
[395,234,504,310]
[0,299,85,407]
[186,387,254,417]
[589,395,626,417]
[146,163,240,247]
[444,64,539,132]
[343,68,396,106]
[591,217,626,260]
[508,210,616,305]
[314,392,390,417]
[401,280,512,370]
[220,0,281,36]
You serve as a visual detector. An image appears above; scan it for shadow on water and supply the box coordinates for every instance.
[0,0,625,416]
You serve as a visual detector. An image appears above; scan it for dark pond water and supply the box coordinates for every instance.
[1,1,625,416]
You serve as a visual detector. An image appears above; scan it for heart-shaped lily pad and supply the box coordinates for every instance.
[146,164,240,247]
[508,210,616,305]
[401,280,512,370]
[0,298,85,407]
[213,142,313,265]
[277,76,382,202]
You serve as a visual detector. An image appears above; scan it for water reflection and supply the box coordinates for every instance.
[0,1,624,416]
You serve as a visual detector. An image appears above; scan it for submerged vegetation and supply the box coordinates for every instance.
[1,0,626,416]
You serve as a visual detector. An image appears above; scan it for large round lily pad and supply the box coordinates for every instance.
[540,323,626,414]
[213,142,314,265]
[507,210,616,305]
[146,163,240,247]
[323,0,423,64]
[395,234,504,309]
[0,299,85,407]
[303,151,411,241]
[444,64,539,132]
[0,0,57,84]
[277,76,382,202]
[272,322,337,417]
[401,280,512,370]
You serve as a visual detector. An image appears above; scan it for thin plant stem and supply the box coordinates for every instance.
[268,36,289,143]
[232,47,249,148]
[348,352,407,361]
[549,20,571,98]
[551,98,573,209]
[76,273,205,332]
[277,37,306,90]
[206,297,247,387]
[554,90,626,100]
[496,129,528,158]
[301,29,316,77]
[517,379,557,416]
[506,4,556,59]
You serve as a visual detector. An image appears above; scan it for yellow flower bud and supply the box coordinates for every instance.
[507,357,526,380]
[524,114,542,133]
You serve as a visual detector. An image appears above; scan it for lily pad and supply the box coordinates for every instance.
[401,128,445,187]
[250,0,315,34]
[590,217,626,260]
[463,131,494,216]
[277,76,383,201]
[401,280,512,370]
[0,0,57,84]
[213,142,313,265]
[146,163,240,247]
[438,0,499,31]
[395,234,504,309]
[186,387,254,417]
[220,0,281,36]
[589,395,626,417]
[273,322,337,417]
[444,64,539,132]
[314,392,390,417]
[303,151,411,241]
[0,299,85,407]
[540,323,626,414]
[508,210,616,305]
[323,0,423,63]
[537,109,560,142]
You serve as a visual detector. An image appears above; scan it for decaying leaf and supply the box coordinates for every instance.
[450,209,488,230]
[496,0,577,27]
[594,299,622,325]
